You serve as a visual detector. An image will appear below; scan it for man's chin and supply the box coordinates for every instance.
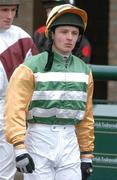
[2,25,11,29]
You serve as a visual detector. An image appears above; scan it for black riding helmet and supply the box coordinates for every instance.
[44,4,88,71]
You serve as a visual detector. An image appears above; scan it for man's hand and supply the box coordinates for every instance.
[81,162,93,180]
[15,149,35,173]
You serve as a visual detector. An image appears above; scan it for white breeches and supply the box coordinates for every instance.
[0,134,16,180]
[24,124,81,180]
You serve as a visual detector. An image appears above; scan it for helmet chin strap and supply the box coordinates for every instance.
[44,31,54,72]
[44,51,54,72]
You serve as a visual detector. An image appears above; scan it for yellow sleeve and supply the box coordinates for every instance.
[75,72,94,159]
[4,64,35,149]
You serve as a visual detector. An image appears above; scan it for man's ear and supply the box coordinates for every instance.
[77,34,82,42]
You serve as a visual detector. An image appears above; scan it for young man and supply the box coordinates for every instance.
[34,0,92,64]
[0,0,38,179]
[4,4,94,180]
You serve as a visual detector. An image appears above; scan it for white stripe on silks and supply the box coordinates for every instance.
[28,107,85,120]
[32,91,87,102]
[35,72,89,84]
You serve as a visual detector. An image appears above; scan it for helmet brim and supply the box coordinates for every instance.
[45,4,87,37]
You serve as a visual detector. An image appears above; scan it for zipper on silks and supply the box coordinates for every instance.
[64,56,68,68]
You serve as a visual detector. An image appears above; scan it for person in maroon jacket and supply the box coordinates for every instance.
[0,0,38,179]
[34,0,92,64]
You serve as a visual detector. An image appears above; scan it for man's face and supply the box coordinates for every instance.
[0,5,17,29]
[52,26,80,56]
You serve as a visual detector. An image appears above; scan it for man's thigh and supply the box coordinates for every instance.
[55,162,81,180]
[0,139,16,180]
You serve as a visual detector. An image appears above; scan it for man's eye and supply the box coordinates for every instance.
[12,8,17,12]
[73,32,78,35]
[61,31,67,33]
[2,9,8,11]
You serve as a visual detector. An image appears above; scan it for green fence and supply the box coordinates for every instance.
[89,65,117,180]
[90,64,117,81]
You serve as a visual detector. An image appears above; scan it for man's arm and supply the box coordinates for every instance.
[75,71,94,179]
[4,64,35,149]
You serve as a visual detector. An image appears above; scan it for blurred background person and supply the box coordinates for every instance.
[0,0,37,179]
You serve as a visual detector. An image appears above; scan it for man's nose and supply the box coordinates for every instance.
[67,32,73,39]
[7,11,13,18]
